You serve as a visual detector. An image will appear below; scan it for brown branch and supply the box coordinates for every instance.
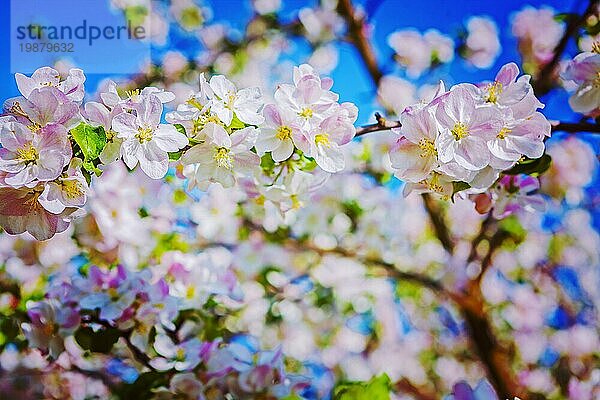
[421,193,454,254]
[533,0,600,95]
[394,378,438,400]
[355,112,401,137]
[551,120,600,134]
[336,0,383,85]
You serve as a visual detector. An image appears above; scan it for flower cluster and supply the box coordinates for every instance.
[390,62,551,208]
[512,6,564,74]
[0,64,357,241]
[388,28,455,77]
[0,67,86,240]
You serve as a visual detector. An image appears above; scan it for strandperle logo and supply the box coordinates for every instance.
[15,20,146,46]
[10,0,152,74]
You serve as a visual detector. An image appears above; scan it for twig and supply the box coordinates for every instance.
[355,112,401,137]
[533,0,600,95]
[421,193,454,254]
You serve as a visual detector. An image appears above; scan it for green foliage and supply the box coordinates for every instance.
[504,154,551,177]
[260,153,276,175]
[70,123,107,180]
[498,215,527,247]
[74,326,121,353]
[230,114,247,130]
[116,371,169,400]
[451,181,471,201]
[334,374,392,400]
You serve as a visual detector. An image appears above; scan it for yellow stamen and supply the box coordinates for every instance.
[17,144,38,164]
[417,138,437,158]
[298,108,313,119]
[136,127,154,143]
[451,122,469,141]
[290,194,302,209]
[276,126,292,141]
[61,180,84,199]
[485,81,503,103]
[497,127,511,139]
[593,71,600,88]
[314,133,330,147]
[213,147,233,169]
[126,89,141,100]
[592,41,600,54]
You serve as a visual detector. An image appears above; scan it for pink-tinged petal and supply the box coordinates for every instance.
[209,75,236,100]
[454,137,490,170]
[141,87,175,104]
[390,138,436,182]
[255,129,279,154]
[291,131,310,154]
[401,106,437,143]
[120,139,141,169]
[15,74,37,99]
[153,124,188,152]
[314,144,344,173]
[84,101,111,130]
[38,183,67,214]
[569,83,600,114]
[135,95,163,128]
[0,149,25,173]
[296,76,323,104]
[506,136,545,159]
[440,85,476,124]
[519,175,540,192]
[436,130,457,163]
[138,142,169,179]
[263,104,282,127]
[100,81,121,108]
[321,77,334,90]
[59,68,86,102]
[487,139,521,161]
[0,122,33,151]
[271,139,294,162]
[499,75,530,106]
[180,144,213,166]
[231,127,258,151]
[112,113,139,138]
[495,62,519,86]
[204,123,231,148]
[234,152,260,175]
[213,167,235,187]
[510,91,544,119]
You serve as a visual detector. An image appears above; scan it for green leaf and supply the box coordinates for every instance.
[452,181,471,201]
[74,326,120,353]
[504,154,551,177]
[334,374,391,400]
[260,153,276,174]
[173,123,187,136]
[71,123,107,163]
[168,151,182,161]
[230,114,246,130]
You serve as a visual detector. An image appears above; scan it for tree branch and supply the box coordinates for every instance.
[355,112,401,137]
[337,0,383,85]
[533,0,600,95]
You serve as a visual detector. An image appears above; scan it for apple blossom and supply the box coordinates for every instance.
[112,95,188,179]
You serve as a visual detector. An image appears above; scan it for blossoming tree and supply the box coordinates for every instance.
[0,0,599,399]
